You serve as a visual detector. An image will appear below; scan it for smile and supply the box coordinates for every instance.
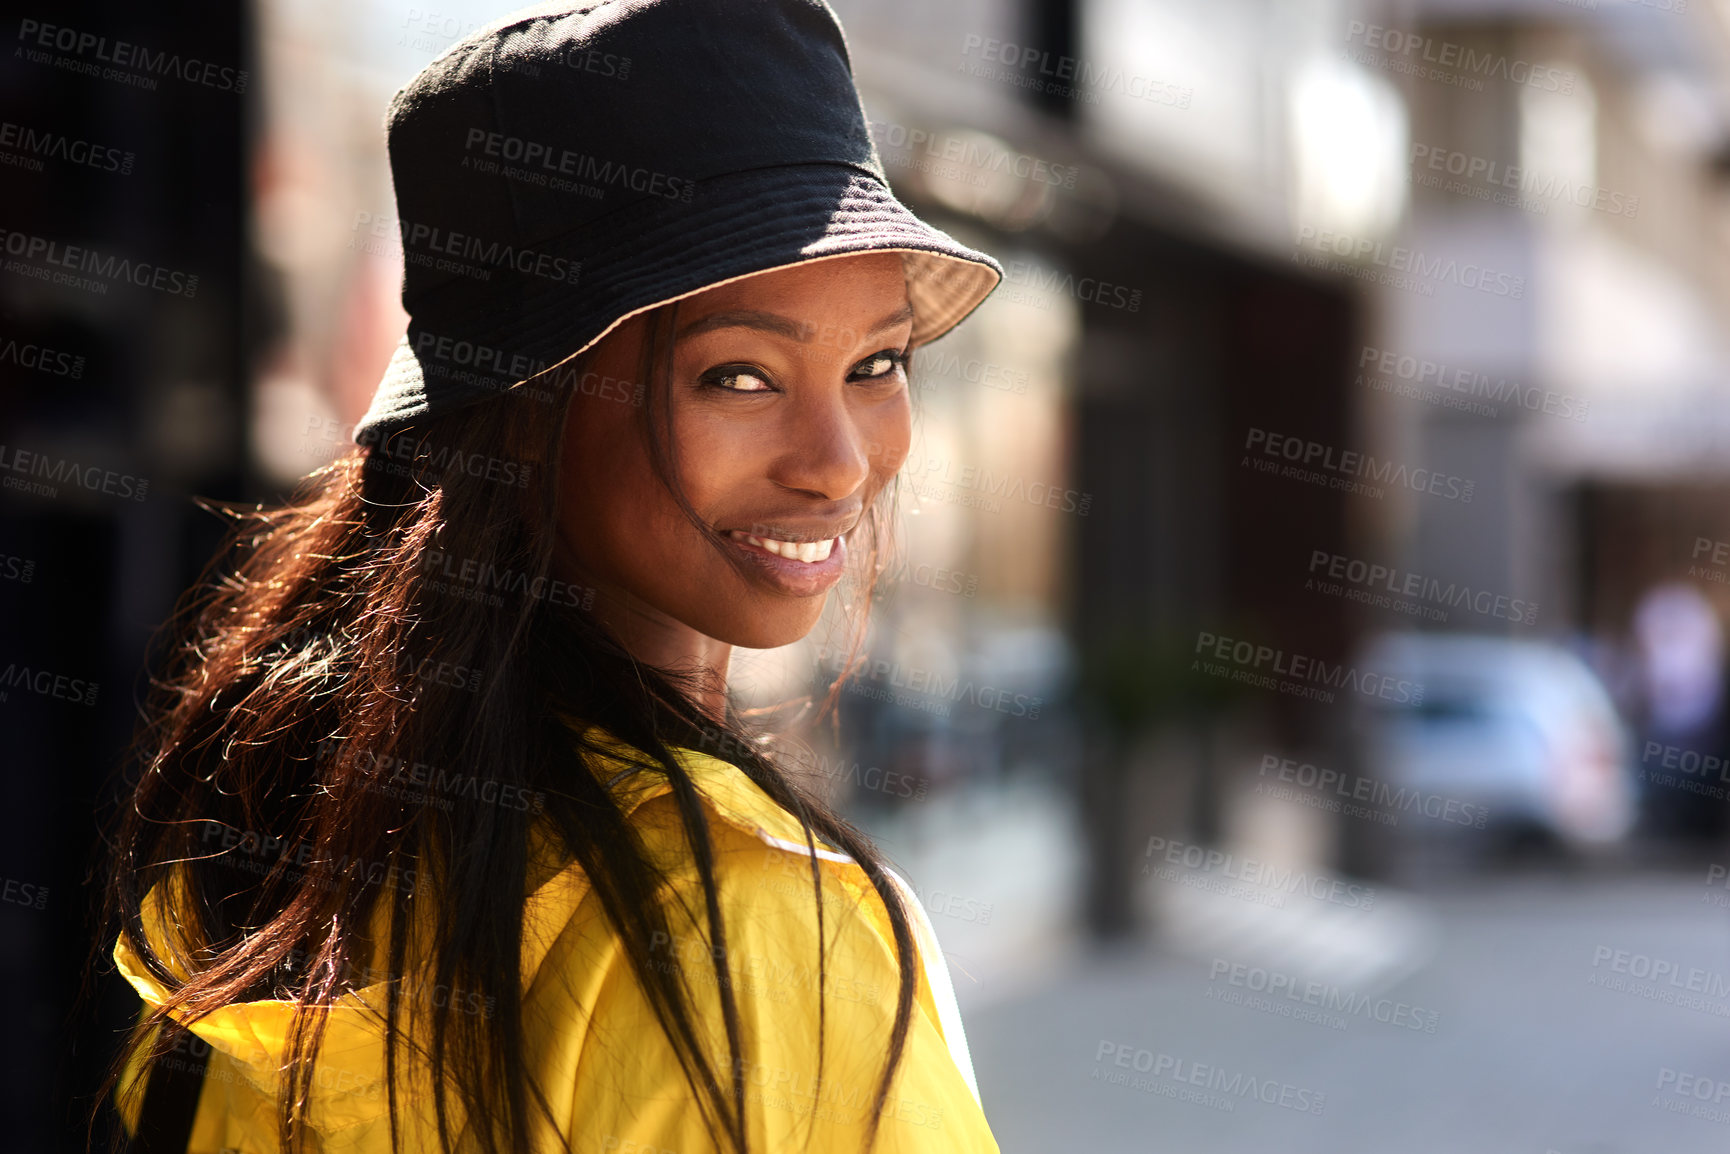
[726,530,836,564]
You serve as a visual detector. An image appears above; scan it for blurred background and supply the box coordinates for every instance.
[10,0,1730,1149]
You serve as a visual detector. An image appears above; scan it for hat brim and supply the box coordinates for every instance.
[355,164,1002,441]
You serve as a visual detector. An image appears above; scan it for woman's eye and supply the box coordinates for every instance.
[851,349,908,381]
[700,350,906,392]
[702,366,774,392]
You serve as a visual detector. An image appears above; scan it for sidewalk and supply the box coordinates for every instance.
[864,772,1087,1012]
[962,870,1730,1153]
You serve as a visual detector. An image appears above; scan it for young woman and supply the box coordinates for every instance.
[98,1,1004,1153]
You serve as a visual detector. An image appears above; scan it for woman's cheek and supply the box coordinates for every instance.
[862,393,912,478]
[559,402,649,563]
[671,412,757,511]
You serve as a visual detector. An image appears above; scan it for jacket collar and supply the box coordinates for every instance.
[560,716,847,855]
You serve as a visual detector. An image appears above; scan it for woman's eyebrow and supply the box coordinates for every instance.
[677,303,915,343]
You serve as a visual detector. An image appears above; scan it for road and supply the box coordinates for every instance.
[960,868,1730,1153]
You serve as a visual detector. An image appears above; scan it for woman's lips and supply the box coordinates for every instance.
[721,529,848,597]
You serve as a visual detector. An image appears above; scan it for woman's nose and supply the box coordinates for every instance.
[770,389,874,501]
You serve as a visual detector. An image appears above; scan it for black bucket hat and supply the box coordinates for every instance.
[353,0,1005,443]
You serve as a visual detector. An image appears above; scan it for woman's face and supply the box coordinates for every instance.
[555,252,914,656]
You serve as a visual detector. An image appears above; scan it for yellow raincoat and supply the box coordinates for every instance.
[113,727,1000,1152]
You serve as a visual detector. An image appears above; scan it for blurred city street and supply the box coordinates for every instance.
[874,780,1730,1152]
[967,866,1730,1153]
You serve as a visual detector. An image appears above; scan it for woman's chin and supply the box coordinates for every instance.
[714,603,829,652]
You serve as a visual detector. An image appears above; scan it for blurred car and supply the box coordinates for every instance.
[1356,632,1638,849]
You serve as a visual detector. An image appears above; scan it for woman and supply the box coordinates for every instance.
[99,1,1004,1152]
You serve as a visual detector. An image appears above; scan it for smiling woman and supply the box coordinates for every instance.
[96,2,1002,1154]
[560,256,916,671]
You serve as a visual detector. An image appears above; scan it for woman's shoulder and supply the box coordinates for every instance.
[528,730,998,1151]
[530,723,943,1021]
[524,723,919,1065]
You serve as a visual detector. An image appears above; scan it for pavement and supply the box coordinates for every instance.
[964,869,1730,1153]
[865,780,1730,1152]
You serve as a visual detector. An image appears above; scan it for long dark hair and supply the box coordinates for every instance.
[93,299,924,1154]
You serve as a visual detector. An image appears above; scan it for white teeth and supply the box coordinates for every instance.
[730,531,835,563]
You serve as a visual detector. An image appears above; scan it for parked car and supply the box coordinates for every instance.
[1355,632,1637,850]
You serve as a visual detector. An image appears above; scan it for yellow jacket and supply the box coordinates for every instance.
[113,728,1000,1153]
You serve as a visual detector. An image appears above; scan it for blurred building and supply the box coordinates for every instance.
[827,0,1417,935]
[828,0,1730,921]
[1359,1,1730,841]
